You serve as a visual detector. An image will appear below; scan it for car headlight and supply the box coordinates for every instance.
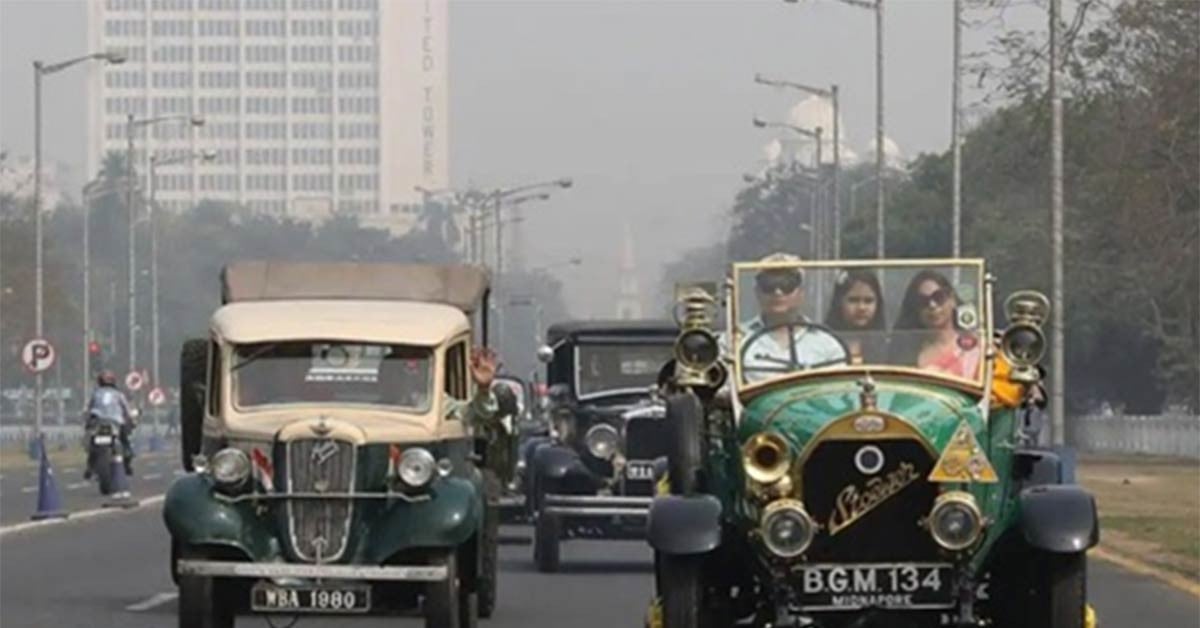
[585,424,620,460]
[760,499,815,558]
[928,491,984,551]
[399,447,436,488]
[210,448,250,487]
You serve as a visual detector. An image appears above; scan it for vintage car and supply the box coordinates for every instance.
[168,261,500,628]
[526,320,677,571]
[647,259,1098,628]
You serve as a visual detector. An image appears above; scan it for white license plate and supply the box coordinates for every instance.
[92,435,114,446]
[798,563,955,611]
[251,584,370,613]
[625,461,656,481]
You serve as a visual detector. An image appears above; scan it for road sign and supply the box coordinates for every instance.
[21,339,56,373]
[125,371,145,392]
[148,387,166,406]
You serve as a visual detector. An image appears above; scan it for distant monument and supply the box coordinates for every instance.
[615,223,643,320]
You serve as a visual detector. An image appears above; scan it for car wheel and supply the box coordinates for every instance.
[425,549,469,628]
[178,575,233,628]
[478,470,501,618]
[1028,551,1087,628]
[533,509,561,573]
[660,553,702,628]
[179,339,207,472]
[666,393,704,495]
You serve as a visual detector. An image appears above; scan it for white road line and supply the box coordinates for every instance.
[143,473,163,480]
[173,470,186,476]
[126,592,178,612]
[63,467,79,473]
[0,494,165,537]
[66,481,91,491]
[20,485,37,494]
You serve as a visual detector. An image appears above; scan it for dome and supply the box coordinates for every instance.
[784,96,855,167]
[762,138,783,165]
[864,136,905,168]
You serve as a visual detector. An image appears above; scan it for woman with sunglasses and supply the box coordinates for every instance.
[891,270,980,378]
[823,269,888,364]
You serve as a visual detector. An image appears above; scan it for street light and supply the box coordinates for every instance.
[125,114,204,376]
[753,117,826,260]
[785,0,884,257]
[755,73,843,258]
[32,49,125,435]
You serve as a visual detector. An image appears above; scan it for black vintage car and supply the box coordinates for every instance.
[526,320,677,572]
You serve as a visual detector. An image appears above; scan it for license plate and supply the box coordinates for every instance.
[797,563,955,611]
[625,461,656,481]
[251,584,370,613]
[92,435,114,446]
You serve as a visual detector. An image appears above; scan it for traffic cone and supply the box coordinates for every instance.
[101,452,139,509]
[30,436,68,521]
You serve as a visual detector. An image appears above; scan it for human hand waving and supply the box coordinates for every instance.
[469,347,498,388]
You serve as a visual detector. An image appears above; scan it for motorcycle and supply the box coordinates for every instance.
[86,417,128,496]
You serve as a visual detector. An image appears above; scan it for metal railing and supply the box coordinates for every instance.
[1073,414,1200,459]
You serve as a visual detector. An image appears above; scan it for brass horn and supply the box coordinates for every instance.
[742,431,792,485]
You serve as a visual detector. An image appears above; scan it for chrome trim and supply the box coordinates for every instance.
[286,438,356,564]
[215,491,429,504]
[542,493,651,518]
[544,506,649,518]
[176,559,447,582]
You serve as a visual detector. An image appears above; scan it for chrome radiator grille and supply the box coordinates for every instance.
[285,438,356,563]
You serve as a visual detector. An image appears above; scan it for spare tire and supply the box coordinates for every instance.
[179,339,208,472]
[666,393,704,496]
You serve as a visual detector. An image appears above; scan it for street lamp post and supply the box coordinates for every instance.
[32,50,125,435]
[752,117,826,259]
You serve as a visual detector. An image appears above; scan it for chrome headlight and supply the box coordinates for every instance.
[760,499,815,558]
[210,448,250,487]
[585,424,620,460]
[398,447,436,488]
[928,491,984,551]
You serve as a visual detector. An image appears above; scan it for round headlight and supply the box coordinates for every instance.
[585,424,620,460]
[760,499,815,558]
[675,329,719,369]
[399,448,436,488]
[929,491,984,551]
[210,448,250,487]
[1001,323,1046,367]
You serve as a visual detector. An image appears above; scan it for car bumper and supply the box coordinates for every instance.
[176,559,447,582]
[542,493,652,518]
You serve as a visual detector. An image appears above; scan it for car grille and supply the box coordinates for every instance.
[800,438,940,562]
[285,438,356,563]
[623,416,667,461]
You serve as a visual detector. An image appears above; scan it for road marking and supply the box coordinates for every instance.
[0,494,165,537]
[20,485,37,494]
[126,592,177,612]
[66,481,90,490]
[63,467,78,473]
[173,470,186,477]
[1092,546,1200,598]
[143,473,163,480]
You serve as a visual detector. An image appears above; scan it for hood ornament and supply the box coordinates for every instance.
[311,416,333,437]
[857,374,877,410]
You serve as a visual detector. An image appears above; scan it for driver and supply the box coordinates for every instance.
[736,253,847,382]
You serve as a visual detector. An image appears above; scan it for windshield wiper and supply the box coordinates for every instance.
[231,343,279,372]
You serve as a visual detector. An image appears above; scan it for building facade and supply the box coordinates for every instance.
[86,0,448,232]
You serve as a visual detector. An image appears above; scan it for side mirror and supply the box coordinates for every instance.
[536,345,555,363]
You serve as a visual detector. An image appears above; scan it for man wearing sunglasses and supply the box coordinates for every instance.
[732,253,848,383]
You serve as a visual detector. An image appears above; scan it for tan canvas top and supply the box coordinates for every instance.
[211,300,470,345]
[222,261,490,313]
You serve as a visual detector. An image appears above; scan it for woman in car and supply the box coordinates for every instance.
[823,269,888,364]
[891,270,981,378]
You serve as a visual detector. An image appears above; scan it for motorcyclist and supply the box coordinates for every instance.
[84,370,135,478]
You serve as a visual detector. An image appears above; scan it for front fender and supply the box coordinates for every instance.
[533,444,581,480]
[162,474,281,561]
[646,495,722,555]
[1018,484,1099,553]
[364,476,482,563]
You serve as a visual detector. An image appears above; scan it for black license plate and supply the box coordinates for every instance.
[625,461,656,481]
[251,584,371,613]
[797,563,955,611]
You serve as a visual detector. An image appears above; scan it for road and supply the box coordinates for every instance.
[0,451,179,525]
[1,503,1196,628]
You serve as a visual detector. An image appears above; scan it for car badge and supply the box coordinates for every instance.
[929,421,999,484]
[311,416,332,437]
[828,461,920,535]
[852,414,886,434]
[310,439,339,467]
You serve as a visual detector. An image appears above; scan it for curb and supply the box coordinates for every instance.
[1091,545,1200,598]
[0,494,164,537]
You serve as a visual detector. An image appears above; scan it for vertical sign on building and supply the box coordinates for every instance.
[379,0,449,233]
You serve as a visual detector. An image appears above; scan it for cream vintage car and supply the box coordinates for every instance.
[168,262,499,628]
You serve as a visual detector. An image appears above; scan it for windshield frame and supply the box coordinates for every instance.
[571,339,674,401]
[728,258,992,395]
[229,339,436,414]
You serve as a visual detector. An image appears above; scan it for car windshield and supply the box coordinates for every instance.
[232,341,433,411]
[575,343,673,398]
[732,261,988,388]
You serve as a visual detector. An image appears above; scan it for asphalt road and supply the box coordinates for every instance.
[1,501,1197,628]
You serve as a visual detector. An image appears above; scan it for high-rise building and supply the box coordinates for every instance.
[86,0,448,233]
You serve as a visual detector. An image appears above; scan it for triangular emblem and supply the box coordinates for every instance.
[929,421,998,483]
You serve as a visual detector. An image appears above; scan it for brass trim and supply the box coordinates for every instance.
[756,379,971,434]
[927,490,985,551]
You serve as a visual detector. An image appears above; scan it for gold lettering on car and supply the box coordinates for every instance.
[827,462,919,535]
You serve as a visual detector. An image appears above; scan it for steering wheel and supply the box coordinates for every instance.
[738,320,850,378]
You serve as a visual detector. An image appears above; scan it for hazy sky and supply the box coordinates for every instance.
[0,0,1046,317]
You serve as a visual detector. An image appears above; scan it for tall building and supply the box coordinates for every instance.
[86,0,448,232]
[615,223,643,320]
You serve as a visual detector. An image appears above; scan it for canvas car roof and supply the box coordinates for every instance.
[221,261,490,314]
[211,300,470,345]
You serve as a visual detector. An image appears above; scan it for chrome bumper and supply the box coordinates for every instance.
[496,494,526,509]
[542,494,652,518]
[176,560,447,582]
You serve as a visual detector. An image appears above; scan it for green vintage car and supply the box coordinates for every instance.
[648,258,1098,628]
[167,262,499,628]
